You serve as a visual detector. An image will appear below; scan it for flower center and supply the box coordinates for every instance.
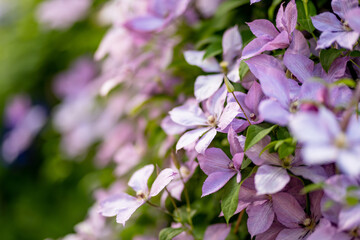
[334,132,348,149]
[289,100,299,113]
[180,166,190,177]
[207,115,217,127]
[136,190,148,200]
[220,61,229,73]
[343,21,352,31]
[282,156,292,169]
[250,113,257,121]
[228,161,235,170]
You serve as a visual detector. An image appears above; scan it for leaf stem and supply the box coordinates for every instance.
[234,210,245,234]
[231,92,252,125]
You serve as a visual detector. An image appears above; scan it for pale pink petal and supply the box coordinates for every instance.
[194,74,223,102]
[184,50,221,72]
[176,127,210,151]
[195,127,217,153]
[346,8,360,33]
[255,165,290,195]
[128,164,154,193]
[202,171,235,196]
[204,223,231,240]
[259,99,290,126]
[276,228,308,240]
[247,19,279,39]
[198,147,232,175]
[222,26,242,63]
[247,200,274,237]
[331,0,358,19]
[116,200,144,226]
[150,168,177,197]
[339,204,360,231]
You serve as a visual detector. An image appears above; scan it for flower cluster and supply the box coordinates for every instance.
[17,0,360,239]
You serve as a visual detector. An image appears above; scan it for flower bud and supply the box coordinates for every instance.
[224,75,235,93]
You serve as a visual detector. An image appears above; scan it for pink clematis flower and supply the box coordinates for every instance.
[99,164,177,225]
[241,0,297,59]
[184,26,243,101]
[311,0,360,50]
[169,86,239,153]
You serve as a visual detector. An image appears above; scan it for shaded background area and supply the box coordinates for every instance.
[0,0,110,239]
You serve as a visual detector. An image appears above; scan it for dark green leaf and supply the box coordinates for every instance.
[346,196,359,206]
[350,51,360,57]
[215,0,250,17]
[277,127,291,139]
[203,41,222,59]
[296,0,317,33]
[159,228,185,240]
[319,49,344,72]
[268,0,282,20]
[241,157,252,169]
[221,177,241,223]
[245,125,278,151]
[260,141,277,156]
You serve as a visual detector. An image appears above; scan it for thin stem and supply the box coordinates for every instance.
[179,172,194,231]
[165,187,179,211]
[350,59,360,70]
[146,201,174,217]
[231,92,252,125]
[234,210,245,234]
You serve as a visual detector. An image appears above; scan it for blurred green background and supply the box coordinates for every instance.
[0,0,110,239]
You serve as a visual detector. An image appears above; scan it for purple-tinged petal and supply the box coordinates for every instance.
[255,221,284,240]
[243,31,290,60]
[176,127,210,151]
[245,136,280,166]
[150,168,177,197]
[283,53,314,83]
[339,204,360,231]
[228,126,243,156]
[247,200,274,237]
[244,81,263,113]
[194,74,223,102]
[206,85,227,118]
[276,2,285,31]
[282,0,297,34]
[324,175,356,203]
[116,200,144,226]
[302,144,338,165]
[202,172,235,196]
[233,153,244,171]
[247,19,279,39]
[310,191,324,221]
[331,0,359,19]
[346,115,360,142]
[255,165,290,195]
[337,149,360,177]
[128,164,154,193]
[195,127,217,153]
[169,100,207,127]
[276,228,308,240]
[198,147,232,175]
[311,12,343,32]
[286,30,310,57]
[250,0,262,4]
[259,99,290,126]
[204,223,231,240]
[124,16,165,32]
[99,193,138,217]
[217,102,240,131]
[273,192,306,228]
[222,26,242,63]
[307,218,337,240]
[246,55,290,107]
[318,31,359,50]
[324,57,350,83]
[290,166,327,183]
[184,50,221,72]
[161,116,188,135]
[346,8,360,33]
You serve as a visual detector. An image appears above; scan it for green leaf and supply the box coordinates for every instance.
[350,51,360,57]
[333,78,356,88]
[203,41,222,59]
[241,157,252,169]
[319,49,344,73]
[268,0,282,20]
[260,141,277,156]
[239,60,249,81]
[301,182,324,194]
[195,36,222,50]
[221,177,241,223]
[346,196,359,206]
[215,0,250,17]
[296,0,317,33]
[174,206,196,224]
[276,127,291,139]
[245,125,278,151]
[278,143,295,159]
[159,228,185,240]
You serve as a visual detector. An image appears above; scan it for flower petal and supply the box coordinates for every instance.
[273,192,306,228]
[195,127,217,153]
[184,50,221,72]
[128,164,154,193]
[176,127,210,151]
[204,223,231,240]
[202,172,235,197]
[198,147,232,175]
[255,165,290,195]
[247,200,274,237]
[194,74,224,102]
[150,168,177,197]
